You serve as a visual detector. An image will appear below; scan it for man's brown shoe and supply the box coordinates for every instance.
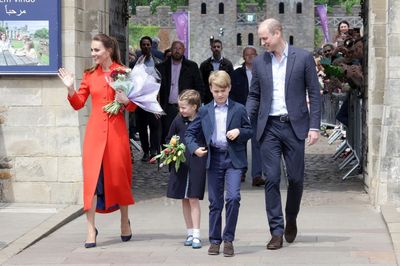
[266,235,283,250]
[208,243,220,255]
[223,241,234,257]
[284,220,297,243]
[252,176,266,187]
[240,175,245,182]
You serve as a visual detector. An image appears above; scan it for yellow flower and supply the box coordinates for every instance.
[173,156,177,161]
[169,137,177,146]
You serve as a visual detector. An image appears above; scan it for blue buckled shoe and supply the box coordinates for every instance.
[192,238,202,249]
[184,235,193,246]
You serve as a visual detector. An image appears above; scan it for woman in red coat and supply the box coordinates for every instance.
[58,34,136,248]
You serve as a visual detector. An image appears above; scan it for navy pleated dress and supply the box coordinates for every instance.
[166,114,206,200]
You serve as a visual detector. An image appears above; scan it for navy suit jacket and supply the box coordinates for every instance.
[185,99,253,169]
[246,46,321,141]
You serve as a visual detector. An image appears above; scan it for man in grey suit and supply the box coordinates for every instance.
[246,18,321,250]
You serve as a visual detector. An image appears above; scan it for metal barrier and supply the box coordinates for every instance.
[321,93,341,128]
[327,90,363,180]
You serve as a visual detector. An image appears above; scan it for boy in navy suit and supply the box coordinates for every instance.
[185,70,252,257]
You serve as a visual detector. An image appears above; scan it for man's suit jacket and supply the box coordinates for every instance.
[199,57,234,104]
[156,57,204,108]
[246,46,321,141]
[185,99,253,169]
[230,64,249,105]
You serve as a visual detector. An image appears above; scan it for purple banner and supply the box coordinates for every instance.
[172,11,189,58]
[316,4,330,44]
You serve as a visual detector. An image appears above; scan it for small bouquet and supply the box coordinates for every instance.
[103,67,132,116]
[150,135,186,171]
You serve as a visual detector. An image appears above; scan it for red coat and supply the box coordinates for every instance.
[68,62,137,213]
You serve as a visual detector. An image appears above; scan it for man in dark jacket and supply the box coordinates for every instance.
[200,39,234,104]
[131,36,163,162]
[230,46,265,187]
[156,40,204,144]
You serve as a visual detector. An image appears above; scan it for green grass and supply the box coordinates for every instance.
[11,40,24,49]
[40,54,49,65]
[129,23,160,51]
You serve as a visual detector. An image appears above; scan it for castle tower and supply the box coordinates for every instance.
[188,0,237,65]
[265,0,314,51]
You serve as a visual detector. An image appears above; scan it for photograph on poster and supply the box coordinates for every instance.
[0,20,49,66]
[0,0,60,75]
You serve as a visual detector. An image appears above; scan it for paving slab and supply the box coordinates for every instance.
[1,136,398,265]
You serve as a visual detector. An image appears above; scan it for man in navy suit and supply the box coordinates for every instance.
[186,70,252,257]
[246,18,321,250]
[230,46,265,187]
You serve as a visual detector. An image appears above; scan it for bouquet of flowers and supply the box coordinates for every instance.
[103,67,132,116]
[103,59,165,116]
[127,59,164,114]
[150,135,186,171]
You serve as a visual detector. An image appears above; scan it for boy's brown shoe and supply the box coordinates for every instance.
[266,235,283,250]
[252,176,266,187]
[223,241,234,257]
[208,243,220,255]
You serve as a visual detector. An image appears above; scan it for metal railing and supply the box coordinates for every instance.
[326,90,363,180]
[315,16,363,28]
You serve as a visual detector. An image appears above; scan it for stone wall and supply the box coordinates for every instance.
[366,0,400,206]
[0,0,111,204]
[189,1,237,65]
[266,0,314,52]
[131,2,363,65]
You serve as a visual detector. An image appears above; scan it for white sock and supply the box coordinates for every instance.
[187,228,193,236]
[193,228,200,239]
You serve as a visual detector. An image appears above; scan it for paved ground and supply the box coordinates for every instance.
[1,136,398,265]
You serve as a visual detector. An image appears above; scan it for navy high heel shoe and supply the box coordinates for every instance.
[84,228,98,248]
[121,220,132,242]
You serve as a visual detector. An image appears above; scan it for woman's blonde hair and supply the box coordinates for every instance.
[178,89,201,111]
[208,70,231,88]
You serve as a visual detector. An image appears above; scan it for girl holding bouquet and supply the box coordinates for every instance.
[58,33,135,248]
[165,90,207,249]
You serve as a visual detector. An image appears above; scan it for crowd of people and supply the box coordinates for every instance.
[58,17,322,257]
[315,20,363,130]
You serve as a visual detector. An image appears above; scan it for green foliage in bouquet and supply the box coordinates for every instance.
[322,64,345,79]
[320,57,345,79]
[151,135,186,171]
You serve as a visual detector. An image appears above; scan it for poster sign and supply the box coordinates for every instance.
[172,11,189,58]
[0,0,61,75]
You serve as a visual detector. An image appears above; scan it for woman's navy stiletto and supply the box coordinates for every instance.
[84,228,98,248]
[121,220,132,242]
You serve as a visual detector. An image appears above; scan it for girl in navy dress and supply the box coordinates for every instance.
[166,90,206,249]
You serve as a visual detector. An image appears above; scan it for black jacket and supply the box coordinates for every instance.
[199,57,234,104]
[156,57,204,108]
[230,64,249,105]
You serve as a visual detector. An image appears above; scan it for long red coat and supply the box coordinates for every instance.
[68,62,137,213]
